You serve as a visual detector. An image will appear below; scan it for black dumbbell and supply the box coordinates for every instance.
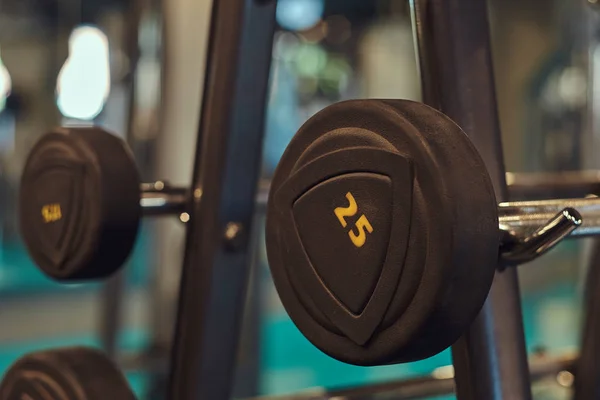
[265,99,589,366]
[0,347,136,400]
[19,127,187,281]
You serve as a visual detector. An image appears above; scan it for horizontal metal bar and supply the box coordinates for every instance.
[499,197,600,238]
[244,353,575,400]
[139,182,188,216]
[143,175,600,237]
[500,208,582,265]
[507,171,600,200]
[255,180,597,264]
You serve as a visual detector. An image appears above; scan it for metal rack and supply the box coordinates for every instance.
[165,0,276,399]
[160,0,598,399]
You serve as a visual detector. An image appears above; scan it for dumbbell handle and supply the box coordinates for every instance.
[139,180,600,239]
[499,197,600,238]
[140,181,188,216]
[499,197,600,264]
[142,170,600,217]
[138,180,599,265]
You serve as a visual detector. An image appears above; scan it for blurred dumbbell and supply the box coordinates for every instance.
[0,347,135,400]
[19,127,187,281]
[265,99,591,365]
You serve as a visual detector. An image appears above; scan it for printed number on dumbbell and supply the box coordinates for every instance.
[41,203,62,223]
[334,192,374,248]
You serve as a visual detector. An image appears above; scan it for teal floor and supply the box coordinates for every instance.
[0,281,577,399]
[0,236,584,398]
[259,281,581,397]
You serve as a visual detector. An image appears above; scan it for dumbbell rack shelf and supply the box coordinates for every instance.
[94,0,600,398]
[138,177,600,239]
[13,0,600,398]
[246,353,576,400]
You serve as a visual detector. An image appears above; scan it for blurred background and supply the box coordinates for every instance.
[0,0,597,398]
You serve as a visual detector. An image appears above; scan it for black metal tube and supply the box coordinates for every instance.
[165,0,276,399]
[140,190,188,216]
[116,350,576,399]
[97,0,144,364]
[412,0,532,398]
[574,241,600,400]
[245,353,575,400]
[98,270,125,359]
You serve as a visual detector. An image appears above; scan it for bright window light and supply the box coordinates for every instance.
[0,49,11,112]
[276,0,324,31]
[57,25,111,120]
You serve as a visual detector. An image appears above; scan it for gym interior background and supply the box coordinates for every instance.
[0,0,594,398]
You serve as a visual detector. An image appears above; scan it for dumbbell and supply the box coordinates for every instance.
[19,127,187,281]
[265,99,598,366]
[0,347,135,400]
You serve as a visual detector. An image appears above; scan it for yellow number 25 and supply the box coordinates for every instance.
[334,192,374,248]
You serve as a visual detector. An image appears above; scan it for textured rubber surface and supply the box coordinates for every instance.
[19,127,141,281]
[266,99,498,365]
[0,347,136,400]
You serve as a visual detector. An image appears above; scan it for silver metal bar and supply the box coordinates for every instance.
[499,197,600,238]
[139,181,188,216]
[143,180,600,243]
[500,208,582,265]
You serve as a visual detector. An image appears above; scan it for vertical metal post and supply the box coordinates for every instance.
[413,0,532,398]
[98,0,144,360]
[165,0,276,399]
[98,271,125,358]
[574,241,600,400]
[575,4,600,398]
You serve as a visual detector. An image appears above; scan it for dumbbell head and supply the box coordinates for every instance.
[266,99,499,365]
[19,127,141,281]
[0,347,136,400]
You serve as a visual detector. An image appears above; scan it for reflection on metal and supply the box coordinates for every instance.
[223,222,244,252]
[499,197,600,238]
[243,353,576,400]
[141,180,169,192]
[556,371,575,388]
[500,208,582,265]
[140,181,188,216]
[179,212,190,223]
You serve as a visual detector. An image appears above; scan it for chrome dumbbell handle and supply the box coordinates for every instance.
[139,181,188,216]
[138,179,600,266]
[499,197,600,238]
